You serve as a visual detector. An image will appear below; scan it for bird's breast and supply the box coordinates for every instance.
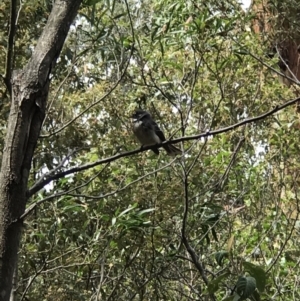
[132,120,161,145]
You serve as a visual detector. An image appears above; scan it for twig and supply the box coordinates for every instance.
[23,158,175,219]
[216,135,245,189]
[40,9,136,139]
[22,162,111,220]
[31,147,85,192]
[181,159,215,299]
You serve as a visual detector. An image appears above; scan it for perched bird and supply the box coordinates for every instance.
[131,109,181,156]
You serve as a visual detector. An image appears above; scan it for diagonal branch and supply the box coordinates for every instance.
[28,96,300,197]
[23,157,176,220]
[40,0,136,139]
[180,145,215,299]
[216,135,245,189]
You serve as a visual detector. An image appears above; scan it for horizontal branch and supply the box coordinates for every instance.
[28,96,300,198]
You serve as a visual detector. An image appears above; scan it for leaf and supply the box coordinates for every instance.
[137,208,156,215]
[236,276,257,300]
[233,294,241,301]
[211,227,218,242]
[151,26,159,41]
[234,49,249,55]
[252,290,262,301]
[113,13,126,19]
[215,251,229,266]
[285,250,300,262]
[207,271,230,294]
[242,261,266,292]
[117,205,136,217]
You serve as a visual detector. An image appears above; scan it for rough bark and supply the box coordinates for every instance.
[252,0,300,86]
[0,1,82,300]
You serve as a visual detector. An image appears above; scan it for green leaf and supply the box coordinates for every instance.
[211,227,218,242]
[234,49,249,55]
[113,13,126,19]
[215,251,229,266]
[285,250,300,262]
[117,205,137,217]
[207,271,230,293]
[243,261,266,292]
[236,276,257,300]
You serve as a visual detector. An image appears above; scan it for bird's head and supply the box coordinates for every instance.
[131,109,151,121]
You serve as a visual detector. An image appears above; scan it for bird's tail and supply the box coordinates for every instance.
[163,144,181,156]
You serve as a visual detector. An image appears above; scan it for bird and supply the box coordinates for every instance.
[131,109,181,156]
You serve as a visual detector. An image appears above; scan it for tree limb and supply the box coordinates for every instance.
[23,157,177,220]
[28,96,300,197]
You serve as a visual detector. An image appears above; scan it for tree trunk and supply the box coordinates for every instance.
[0,1,82,300]
[252,0,300,86]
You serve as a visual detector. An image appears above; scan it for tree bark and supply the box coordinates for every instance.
[0,1,82,300]
[252,0,300,86]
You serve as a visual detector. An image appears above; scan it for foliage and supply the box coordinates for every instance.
[1,0,300,300]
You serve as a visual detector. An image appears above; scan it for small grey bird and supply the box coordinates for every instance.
[131,109,181,156]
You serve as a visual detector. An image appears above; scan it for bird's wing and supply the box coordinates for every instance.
[151,120,166,142]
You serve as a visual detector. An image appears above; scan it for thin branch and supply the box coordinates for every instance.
[40,0,136,139]
[95,257,106,301]
[230,37,300,86]
[32,147,86,191]
[60,157,177,200]
[20,260,47,301]
[106,247,140,301]
[39,70,128,138]
[266,182,300,274]
[23,158,175,220]
[247,51,300,86]
[4,0,17,93]
[216,135,245,189]
[181,154,215,299]
[22,162,111,220]
[42,56,79,129]
[275,45,299,83]
[15,0,24,27]
[27,96,300,197]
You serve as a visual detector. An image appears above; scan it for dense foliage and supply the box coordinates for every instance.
[2,0,300,300]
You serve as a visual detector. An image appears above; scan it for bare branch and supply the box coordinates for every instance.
[39,67,130,138]
[180,147,214,299]
[15,0,24,27]
[27,96,300,197]
[57,157,177,200]
[247,51,300,86]
[23,159,175,220]
[40,0,136,139]
[32,147,89,191]
[22,162,111,220]
[216,135,245,189]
